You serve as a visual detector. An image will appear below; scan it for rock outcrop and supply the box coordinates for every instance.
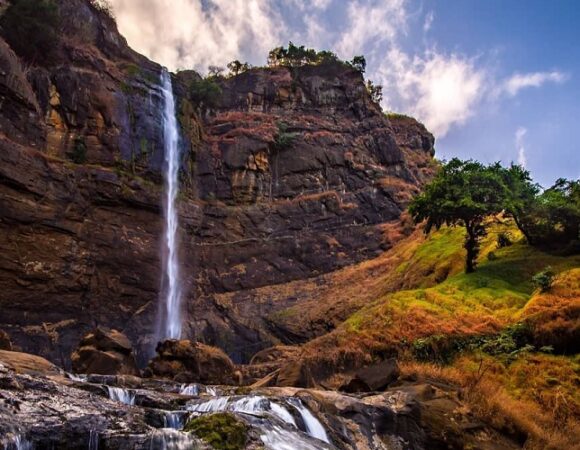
[0,0,435,366]
[145,339,236,385]
[71,328,140,375]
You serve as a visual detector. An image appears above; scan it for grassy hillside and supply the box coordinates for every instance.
[292,219,580,449]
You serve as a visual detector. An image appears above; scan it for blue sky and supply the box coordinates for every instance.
[110,0,579,186]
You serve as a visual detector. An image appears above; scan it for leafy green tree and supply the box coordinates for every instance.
[227,60,250,77]
[190,78,222,110]
[207,65,225,78]
[500,164,541,244]
[350,55,366,73]
[409,159,509,273]
[0,0,60,64]
[539,178,580,242]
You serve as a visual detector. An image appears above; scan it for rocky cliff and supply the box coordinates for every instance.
[0,0,435,366]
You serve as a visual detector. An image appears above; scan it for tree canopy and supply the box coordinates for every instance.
[409,159,509,273]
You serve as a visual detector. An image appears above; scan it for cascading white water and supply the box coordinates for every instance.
[159,69,182,340]
[107,386,136,406]
[288,399,330,443]
[149,429,196,450]
[88,430,99,450]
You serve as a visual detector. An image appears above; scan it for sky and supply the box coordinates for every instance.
[108,0,580,186]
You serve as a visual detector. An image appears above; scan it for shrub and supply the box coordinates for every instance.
[366,80,383,103]
[532,267,555,293]
[496,232,513,248]
[190,78,222,110]
[272,122,297,151]
[68,137,87,164]
[0,0,60,64]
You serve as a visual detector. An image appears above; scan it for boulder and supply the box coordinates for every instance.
[339,358,400,393]
[0,329,12,351]
[0,350,60,375]
[145,340,236,385]
[71,328,140,376]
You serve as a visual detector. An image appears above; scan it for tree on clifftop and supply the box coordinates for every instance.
[0,0,59,64]
[409,158,509,273]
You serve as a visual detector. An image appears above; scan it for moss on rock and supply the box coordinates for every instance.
[184,413,247,450]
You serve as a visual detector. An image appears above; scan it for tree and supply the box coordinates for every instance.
[366,80,383,103]
[190,78,222,110]
[538,178,580,242]
[227,60,250,77]
[500,164,541,244]
[0,0,60,64]
[207,65,225,78]
[409,159,509,273]
[350,55,366,73]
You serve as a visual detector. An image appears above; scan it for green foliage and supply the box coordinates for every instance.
[208,65,225,78]
[184,413,247,450]
[350,55,366,73]
[409,158,510,273]
[532,266,555,293]
[267,42,339,67]
[227,60,250,77]
[412,323,535,365]
[366,80,383,103]
[0,0,60,64]
[272,122,297,151]
[68,137,87,164]
[190,78,222,110]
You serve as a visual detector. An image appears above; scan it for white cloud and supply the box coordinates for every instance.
[423,11,434,33]
[334,0,407,58]
[515,127,527,167]
[107,0,569,140]
[377,49,485,137]
[109,0,284,72]
[503,71,568,97]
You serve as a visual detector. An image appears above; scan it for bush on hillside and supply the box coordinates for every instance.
[0,0,60,64]
[190,78,222,110]
[532,267,555,293]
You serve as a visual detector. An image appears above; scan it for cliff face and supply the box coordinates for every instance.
[0,0,435,365]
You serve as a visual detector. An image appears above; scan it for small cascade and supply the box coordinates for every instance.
[88,430,99,450]
[148,429,197,450]
[107,386,136,406]
[260,426,330,450]
[288,399,330,443]
[178,384,199,396]
[205,386,218,396]
[66,373,87,383]
[162,411,186,430]
[2,435,33,450]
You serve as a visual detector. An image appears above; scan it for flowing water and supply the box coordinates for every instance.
[88,430,99,450]
[149,429,198,450]
[107,386,136,405]
[2,435,33,450]
[159,69,182,340]
[187,395,331,446]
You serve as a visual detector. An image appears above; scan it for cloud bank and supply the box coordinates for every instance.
[108,0,568,139]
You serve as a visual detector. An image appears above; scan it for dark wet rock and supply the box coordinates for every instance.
[0,329,12,351]
[145,339,236,385]
[339,358,400,393]
[71,328,140,376]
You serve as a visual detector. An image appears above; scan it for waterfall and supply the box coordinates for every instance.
[159,69,182,340]
[88,430,99,450]
[287,399,330,443]
[149,429,196,450]
[162,411,185,430]
[2,435,33,450]
[107,386,136,406]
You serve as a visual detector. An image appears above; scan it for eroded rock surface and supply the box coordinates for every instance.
[0,0,435,366]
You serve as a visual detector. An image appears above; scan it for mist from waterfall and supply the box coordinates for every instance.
[159,69,182,340]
